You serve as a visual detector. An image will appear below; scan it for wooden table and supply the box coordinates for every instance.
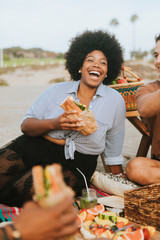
[126,110,152,157]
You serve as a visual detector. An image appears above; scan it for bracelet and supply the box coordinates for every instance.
[1,227,10,240]
[7,224,21,240]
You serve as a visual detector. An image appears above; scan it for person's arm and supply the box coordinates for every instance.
[21,110,82,137]
[21,86,83,137]
[101,154,123,174]
[1,196,78,240]
[107,164,123,175]
[136,84,160,118]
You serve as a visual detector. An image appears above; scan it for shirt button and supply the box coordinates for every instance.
[93,96,96,99]
[90,105,92,108]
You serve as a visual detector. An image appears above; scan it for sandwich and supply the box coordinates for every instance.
[60,96,86,113]
[32,163,74,207]
[60,96,97,136]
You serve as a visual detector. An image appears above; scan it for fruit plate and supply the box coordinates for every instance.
[76,203,159,240]
[72,228,160,240]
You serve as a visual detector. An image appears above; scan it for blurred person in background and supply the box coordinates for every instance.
[126,33,160,185]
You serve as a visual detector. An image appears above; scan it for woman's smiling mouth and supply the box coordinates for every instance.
[89,71,101,79]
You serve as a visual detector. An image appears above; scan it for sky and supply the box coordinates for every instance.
[0,0,160,59]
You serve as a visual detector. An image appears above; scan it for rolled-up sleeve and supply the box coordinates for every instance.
[102,96,126,165]
[21,88,50,123]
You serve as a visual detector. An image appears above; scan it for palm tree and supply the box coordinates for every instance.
[109,18,119,34]
[130,14,139,52]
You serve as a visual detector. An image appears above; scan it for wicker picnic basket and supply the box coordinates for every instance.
[109,66,144,111]
[124,183,160,230]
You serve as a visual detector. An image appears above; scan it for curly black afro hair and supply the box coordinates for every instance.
[65,30,124,85]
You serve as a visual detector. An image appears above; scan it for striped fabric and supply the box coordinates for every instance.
[0,204,22,223]
[0,186,109,223]
[89,184,111,198]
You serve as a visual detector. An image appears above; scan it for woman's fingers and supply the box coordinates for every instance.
[59,205,78,225]
[65,110,78,115]
[54,111,83,130]
[61,124,82,131]
[59,113,82,130]
[62,115,82,123]
[52,207,79,239]
[56,221,79,239]
[51,195,74,216]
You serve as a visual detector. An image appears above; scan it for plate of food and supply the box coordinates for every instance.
[77,203,156,239]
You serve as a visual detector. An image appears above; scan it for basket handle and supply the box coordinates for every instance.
[122,65,142,82]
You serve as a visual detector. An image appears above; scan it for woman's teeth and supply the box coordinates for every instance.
[89,71,100,77]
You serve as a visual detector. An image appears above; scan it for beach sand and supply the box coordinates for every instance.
[0,64,151,171]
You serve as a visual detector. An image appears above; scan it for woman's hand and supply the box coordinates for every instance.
[13,196,78,240]
[21,111,82,137]
[108,165,123,175]
[54,110,82,131]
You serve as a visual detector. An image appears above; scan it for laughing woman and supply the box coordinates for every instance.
[0,30,125,206]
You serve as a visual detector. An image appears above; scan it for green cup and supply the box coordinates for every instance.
[79,188,97,209]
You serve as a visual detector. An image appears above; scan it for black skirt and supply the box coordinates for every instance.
[0,134,98,206]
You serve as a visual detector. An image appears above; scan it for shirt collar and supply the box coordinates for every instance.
[67,80,80,94]
[95,83,106,97]
[66,80,106,97]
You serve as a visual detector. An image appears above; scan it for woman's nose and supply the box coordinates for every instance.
[93,61,100,67]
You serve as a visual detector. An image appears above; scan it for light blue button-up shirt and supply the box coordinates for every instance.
[22,80,126,165]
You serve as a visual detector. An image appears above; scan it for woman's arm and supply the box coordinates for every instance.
[107,164,123,175]
[21,118,56,136]
[21,111,82,137]
[101,154,123,174]
[20,85,82,137]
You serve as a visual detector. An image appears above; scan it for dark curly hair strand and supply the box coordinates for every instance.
[65,30,124,85]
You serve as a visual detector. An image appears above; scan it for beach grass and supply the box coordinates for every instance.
[3,57,65,68]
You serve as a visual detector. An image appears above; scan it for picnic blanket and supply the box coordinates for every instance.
[0,204,22,223]
[89,184,111,198]
[0,186,109,223]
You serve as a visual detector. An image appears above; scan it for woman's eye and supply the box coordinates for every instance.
[87,59,93,62]
[101,61,107,65]
[154,54,158,58]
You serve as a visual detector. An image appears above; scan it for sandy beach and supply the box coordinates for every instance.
[0,64,151,171]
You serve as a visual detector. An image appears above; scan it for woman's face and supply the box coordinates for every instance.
[154,40,160,76]
[80,50,108,88]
